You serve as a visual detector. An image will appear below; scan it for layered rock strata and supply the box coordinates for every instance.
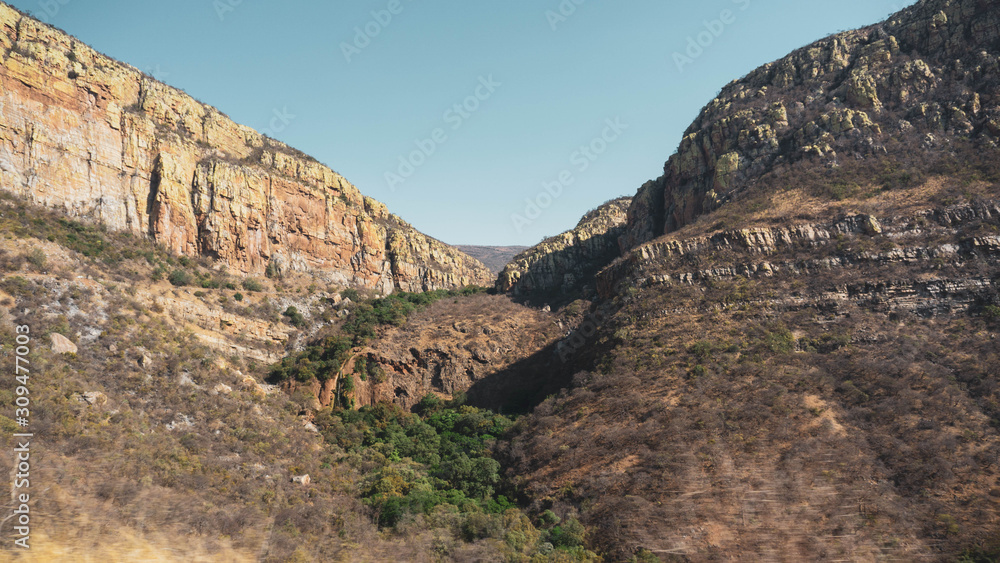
[0,4,492,292]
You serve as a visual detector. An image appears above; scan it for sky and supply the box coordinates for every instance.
[7,0,917,246]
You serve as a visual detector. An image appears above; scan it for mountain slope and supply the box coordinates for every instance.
[622,0,1000,251]
[494,0,1000,560]
[0,3,492,292]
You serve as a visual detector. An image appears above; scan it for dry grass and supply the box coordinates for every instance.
[667,174,997,242]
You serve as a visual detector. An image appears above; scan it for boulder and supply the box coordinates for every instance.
[50,333,78,355]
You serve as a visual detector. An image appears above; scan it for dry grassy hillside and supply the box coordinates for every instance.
[0,192,599,562]
[502,166,1000,560]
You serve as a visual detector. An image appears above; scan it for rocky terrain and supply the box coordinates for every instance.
[352,295,562,411]
[497,197,631,302]
[621,0,1000,251]
[2,0,1000,561]
[0,3,492,292]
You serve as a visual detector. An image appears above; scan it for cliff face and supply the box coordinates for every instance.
[0,4,491,292]
[497,197,631,299]
[622,0,1000,250]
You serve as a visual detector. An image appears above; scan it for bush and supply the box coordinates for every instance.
[234,292,244,302]
[547,517,586,549]
[26,247,47,270]
[283,306,307,328]
[168,269,192,286]
[265,260,282,279]
[984,305,1000,322]
[242,278,264,292]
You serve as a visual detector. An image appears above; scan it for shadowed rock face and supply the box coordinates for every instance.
[621,0,1000,252]
[497,197,631,300]
[0,3,491,292]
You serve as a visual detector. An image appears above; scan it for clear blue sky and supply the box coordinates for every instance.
[7,0,915,246]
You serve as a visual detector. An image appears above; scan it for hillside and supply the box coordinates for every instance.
[0,3,492,292]
[485,0,1000,560]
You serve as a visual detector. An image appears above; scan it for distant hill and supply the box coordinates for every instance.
[455,245,529,274]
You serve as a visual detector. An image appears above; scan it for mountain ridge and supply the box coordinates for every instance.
[0,2,493,293]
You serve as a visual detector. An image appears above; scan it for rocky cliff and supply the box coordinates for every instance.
[497,197,630,300]
[495,2,1000,558]
[622,0,1000,251]
[0,3,492,292]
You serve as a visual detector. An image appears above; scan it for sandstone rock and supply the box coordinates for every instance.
[138,353,152,369]
[50,333,77,355]
[291,474,311,486]
[0,4,491,293]
[211,383,233,395]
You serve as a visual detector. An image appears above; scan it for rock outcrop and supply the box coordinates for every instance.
[299,294,568,412]
[621,0,1000,251]
[497,197,630,299]
[600,200,1000,318]
[0,3,491,292]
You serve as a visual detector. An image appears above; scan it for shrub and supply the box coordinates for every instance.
[547,517,586,549]
[26,247,47,269]
[242,278,264,292]
[283,306,307,328]
[234,292,244,302]
[984,305,1000,322]
[265,260,282,279]
[168,269,192,286]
